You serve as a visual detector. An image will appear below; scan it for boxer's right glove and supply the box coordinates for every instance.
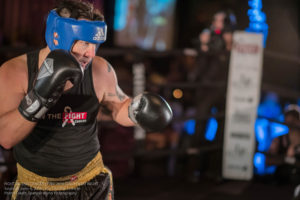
[18,49,83,122]
[128,92,173,133]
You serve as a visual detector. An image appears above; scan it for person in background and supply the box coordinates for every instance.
[199,11,235,53]
[269,104,300,158]
[268,104,300,185]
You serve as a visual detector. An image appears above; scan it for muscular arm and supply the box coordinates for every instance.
[93,58,135,126]
[0,60,36,149]
[93,58,172,131]
[102,85,134,126]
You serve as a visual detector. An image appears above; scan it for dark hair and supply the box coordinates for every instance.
[55,0,104,21]
[285,104,300,120]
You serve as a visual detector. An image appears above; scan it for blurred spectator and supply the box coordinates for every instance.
[180,10,236,183]
[167,48,199,82]
[268,104,300,184]
[167,48,202,110]
[194,10,236,145]
[269,104,300,158]
[198,11,236,53]
[180,48,200,82]
[145,125,179,152]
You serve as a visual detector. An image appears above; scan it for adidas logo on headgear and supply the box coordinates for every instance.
[93,28,105,41]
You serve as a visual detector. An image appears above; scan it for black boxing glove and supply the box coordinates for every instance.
[18,49,83,122]
[128,92,173,132]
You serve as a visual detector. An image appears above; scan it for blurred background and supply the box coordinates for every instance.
[0,0,299,199]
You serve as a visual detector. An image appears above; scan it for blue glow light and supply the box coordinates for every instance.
[257,93,282,120]
[248,22,268,31]
[255,118,289,152]
[254,152,277,175]
[254,152,265,175]
[184,120,196,135]
[265,165,276,174]
[246,0,268,47]
[114,0,128,31]
[278,114,285,122]
[183,107,219,139]
[249,12,266,22]
[270,122,289,139]
[146,0,175,15]
[255,118,270,152]
[205,117,218,141]
[297,99,300,107]
[248,0,262,9]
[211,107,218,115]
[254,117,287,175]
[248,9,266,21]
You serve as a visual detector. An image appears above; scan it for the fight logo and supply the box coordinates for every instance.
[62,106,87,127]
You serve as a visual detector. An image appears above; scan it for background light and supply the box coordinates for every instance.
[184,119,195,135]
[254,152,276,175]
[204,117,218,141]
[173,89,183,99]
[246,0,268,47]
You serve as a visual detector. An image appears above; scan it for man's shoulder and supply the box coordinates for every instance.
[92,56,109,69]
[0,54,28,92]
[91,56,116,100]
[0,54,27,75]
[91,56,118,89]
[92,56,115,75]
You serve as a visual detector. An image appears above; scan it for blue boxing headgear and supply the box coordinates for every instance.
[45,10,107,52]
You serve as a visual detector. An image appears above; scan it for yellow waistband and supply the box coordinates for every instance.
[16,152,104,191]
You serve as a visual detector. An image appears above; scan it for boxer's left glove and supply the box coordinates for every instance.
[128,92,173,132]
[18,49,83,122]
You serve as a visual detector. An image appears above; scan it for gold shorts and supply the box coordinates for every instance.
[11,152,113,200]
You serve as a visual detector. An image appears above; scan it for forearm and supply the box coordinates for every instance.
[0,109,36,149]
[113,98,135,126]
[107,92,172,132]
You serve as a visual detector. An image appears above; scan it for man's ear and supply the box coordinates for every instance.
[58,8,71,18]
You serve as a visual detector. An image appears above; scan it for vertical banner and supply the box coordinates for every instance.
[223,31,263,180]
[132,63,146,140]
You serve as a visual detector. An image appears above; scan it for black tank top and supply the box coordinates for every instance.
[13,50,101,177]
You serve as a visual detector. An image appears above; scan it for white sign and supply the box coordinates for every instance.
[222,31,263,180]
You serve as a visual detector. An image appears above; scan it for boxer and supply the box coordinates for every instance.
[0,1,172,199]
